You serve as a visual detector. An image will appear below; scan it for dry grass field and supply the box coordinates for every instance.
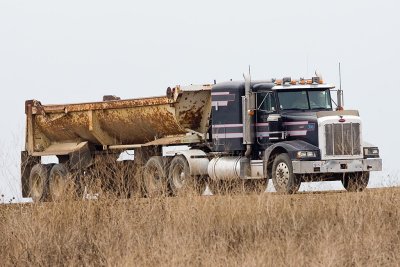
[1,188,400,266]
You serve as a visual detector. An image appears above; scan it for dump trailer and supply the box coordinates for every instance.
[21,74,382,201]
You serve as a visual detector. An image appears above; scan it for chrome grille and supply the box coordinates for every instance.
[325,123,360,156]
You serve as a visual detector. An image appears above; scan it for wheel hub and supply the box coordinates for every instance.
[276,162,290,187]
[172,166,186,189]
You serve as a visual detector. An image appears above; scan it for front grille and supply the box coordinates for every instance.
[325,123,361,156]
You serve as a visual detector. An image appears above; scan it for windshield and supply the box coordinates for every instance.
[277,89,332,110]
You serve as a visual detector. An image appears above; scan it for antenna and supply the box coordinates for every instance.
[339,62,342,91]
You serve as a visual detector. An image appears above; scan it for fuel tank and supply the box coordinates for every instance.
[207,156,242,181]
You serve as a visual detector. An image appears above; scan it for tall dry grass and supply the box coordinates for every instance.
[1,188,399,266]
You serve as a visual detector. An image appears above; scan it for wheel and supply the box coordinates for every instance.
[29,164,51,202]
[272,153,301,194]
[49,164,74,201]
[342,172,369,192]
[168,156,207,196]
[142,156,169,197]
[241,179,268,194]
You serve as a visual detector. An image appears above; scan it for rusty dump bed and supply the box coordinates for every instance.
[25,85,212,156]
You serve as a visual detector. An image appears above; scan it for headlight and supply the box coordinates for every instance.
[364,147,379,158]
[296,151,317,158]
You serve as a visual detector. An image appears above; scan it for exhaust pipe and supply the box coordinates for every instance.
[337,89,344,110]
[243,73,254,157]
[337,63,344,111]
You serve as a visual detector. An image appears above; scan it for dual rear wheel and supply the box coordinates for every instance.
[142,156,207,197]
[29,163,73,202]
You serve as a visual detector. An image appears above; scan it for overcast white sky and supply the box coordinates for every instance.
[1,0,399,201]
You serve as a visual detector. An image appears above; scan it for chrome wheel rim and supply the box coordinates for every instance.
[171,165,185,189]
[276,162,290,188]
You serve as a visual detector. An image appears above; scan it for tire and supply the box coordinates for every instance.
[49,164,73,201]
[29,164,51,202]
[168,156,207,196]
[272,153,301,194]
[342,172,369,192]
[142,156,169,197]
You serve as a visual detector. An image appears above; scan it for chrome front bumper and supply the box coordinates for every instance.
[292,158,382,174]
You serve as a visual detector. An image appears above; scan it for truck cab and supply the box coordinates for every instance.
[254,82,332,149]
[210,76,382,193]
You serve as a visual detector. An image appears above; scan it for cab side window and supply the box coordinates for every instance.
[258,93,276,113]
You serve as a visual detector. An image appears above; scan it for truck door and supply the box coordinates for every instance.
[256,91,277,146]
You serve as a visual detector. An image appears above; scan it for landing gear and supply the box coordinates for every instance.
[272,153,301,194]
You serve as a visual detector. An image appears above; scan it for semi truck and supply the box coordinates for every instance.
[21,73,382,201]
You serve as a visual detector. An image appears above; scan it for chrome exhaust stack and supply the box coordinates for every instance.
[337,89,344,110]
[242,72,255,157]
[337,63,344,110]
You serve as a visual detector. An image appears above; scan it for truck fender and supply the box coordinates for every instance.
[263,140,320,178]
[175,149,209,176]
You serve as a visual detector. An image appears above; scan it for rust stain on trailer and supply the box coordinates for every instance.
[178,106,204,129]
[31,96,173,114]
[25,85,212,154]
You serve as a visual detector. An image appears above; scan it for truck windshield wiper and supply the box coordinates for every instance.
[311,107,330,110]
[282,108,309,111]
